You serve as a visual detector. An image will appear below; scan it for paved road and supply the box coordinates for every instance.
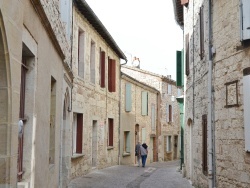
[68,160,193,188]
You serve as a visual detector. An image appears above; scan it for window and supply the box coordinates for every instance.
[185,34,190,76]
[166,135,172,152]
[99,49,105,88]
[90,40,95,84]
[167,84,172,95]
[199,6,204,59]
[108,118,114,146]
[125,83,132,112]
[49,77,56,164]
[240,0,250,41]
[151,104,156,131]
[177,88,182,97]
[124,131,130,153]
[141,91,148,115]
[73,113,83,154]
[202,114,208,175]
[176,50,184,87]
[78,28,85,78]
[108,58,116,92]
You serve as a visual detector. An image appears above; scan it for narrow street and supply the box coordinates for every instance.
[68,160,193,188]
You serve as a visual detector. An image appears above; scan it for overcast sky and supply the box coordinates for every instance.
[85,0,183,80]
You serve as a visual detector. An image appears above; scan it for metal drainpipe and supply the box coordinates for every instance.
[118,59,127,165]
[208,0,215,187]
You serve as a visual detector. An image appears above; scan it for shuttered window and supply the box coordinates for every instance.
[100,50,105,88]
[73,113,83,154]
[166,135,172,152]
[202,114,208,175]
[108,58,116,92]
[185,34,190,76]
[176,50,183,86]
[108,118,114,146]
[241,0,250,41]
[167,84,172,95]
[200,6,204,59]
[125,83,132,112]
[141,91,148,115]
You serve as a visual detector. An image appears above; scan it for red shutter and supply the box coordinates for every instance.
[76,114,83,153]
[109,119,113,146]
[108,59,116,92]
[101,51,105,88]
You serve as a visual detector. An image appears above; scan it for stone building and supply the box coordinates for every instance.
[70,0,126,179]
[120,73,159,165]
[121,65,181,162]
[0,0,73,187]
[173,0,250,187]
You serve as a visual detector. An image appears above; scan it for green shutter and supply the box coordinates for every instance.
[176,50,183,86]
[141,91,148,115]
[125,83,132,112]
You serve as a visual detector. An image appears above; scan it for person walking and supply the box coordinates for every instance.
[140,143,148,167]
[135,142,141,167]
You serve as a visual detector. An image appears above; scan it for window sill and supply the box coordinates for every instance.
[107,146,114,150]
[71,153,84,159]
[122,152,130,157]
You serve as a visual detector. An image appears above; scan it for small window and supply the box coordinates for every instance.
[202,115,208,175]
[73,113,83,154]
[167,84,172,95]
[177,88,182,97]
[124,131,130,153]
[166,135,172,152]
[240,0,250,41]
[169,105,172,122]
[108,118,114,146]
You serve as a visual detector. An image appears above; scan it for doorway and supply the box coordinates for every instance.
[173,135,178,160]
[92,120,97,167]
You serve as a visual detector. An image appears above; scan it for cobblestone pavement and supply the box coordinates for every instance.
[68,160,193,188]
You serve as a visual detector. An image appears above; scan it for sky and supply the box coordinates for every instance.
[85,0,183,80]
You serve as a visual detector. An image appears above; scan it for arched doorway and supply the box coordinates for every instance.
[0,11,11,185]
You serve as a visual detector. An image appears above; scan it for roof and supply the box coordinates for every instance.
[172,0,184,29]
[121,72,160,93]
[121,65,176,84]
[73,0,127,60]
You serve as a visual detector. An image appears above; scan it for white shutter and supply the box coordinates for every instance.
[243,72,250,151]
[241,0,250,40]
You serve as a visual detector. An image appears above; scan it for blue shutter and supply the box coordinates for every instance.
[125,83,132,112]
[141,91,148,115]
[241,0,250,40]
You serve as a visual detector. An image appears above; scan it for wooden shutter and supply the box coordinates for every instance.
[176,51,183,86]
[108,59,116,92]
[141,91,148,115]
[109,119,113,146]
[100,51,105,88]
[185,34,190,76]
[125,83,132,112]
[200,6,204,59]
[202,114,208,174]
[241,0,250,40]
[76,114,83,153]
